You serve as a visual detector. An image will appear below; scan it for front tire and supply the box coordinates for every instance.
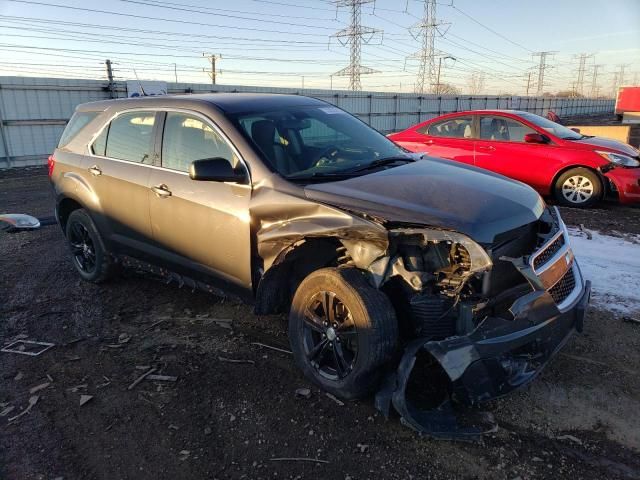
[65,209,118,283]
[554,167,602,208]
[288,268,398,400]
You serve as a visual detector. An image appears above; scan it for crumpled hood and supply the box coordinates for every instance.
[571,136,639,157]
[304,158,546,244]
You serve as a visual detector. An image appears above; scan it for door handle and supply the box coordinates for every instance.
[478,145,496,151]
[151,184,172,198]
[88,165,102,176]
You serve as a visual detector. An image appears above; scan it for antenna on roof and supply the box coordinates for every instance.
[133,69,147,96]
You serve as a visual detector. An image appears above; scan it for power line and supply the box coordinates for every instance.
[574,53,592,95]
[3,0,326,37]
[331,0,381,91]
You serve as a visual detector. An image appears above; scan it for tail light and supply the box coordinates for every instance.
[47,154,55,177]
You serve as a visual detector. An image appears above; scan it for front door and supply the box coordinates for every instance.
[474,115,550,192]
[148,111,252,289]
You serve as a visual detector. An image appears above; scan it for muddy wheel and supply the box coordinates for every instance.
[553,167,602,208]
[289,267,398,400]
[65,209,118,283]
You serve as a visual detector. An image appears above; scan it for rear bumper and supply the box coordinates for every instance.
[605,168,640,204]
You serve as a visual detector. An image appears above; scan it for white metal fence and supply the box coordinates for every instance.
[0,76,615,168]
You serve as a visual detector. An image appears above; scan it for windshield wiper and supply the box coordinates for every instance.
[286,171,357,181]
[348,155,417,173]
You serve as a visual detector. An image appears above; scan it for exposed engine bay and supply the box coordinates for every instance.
[352,207,590,439]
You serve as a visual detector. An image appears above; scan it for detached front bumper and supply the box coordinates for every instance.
[605,167,640,204]
[423,274,590,406]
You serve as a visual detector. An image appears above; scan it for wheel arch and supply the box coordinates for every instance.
[551,164,608,197]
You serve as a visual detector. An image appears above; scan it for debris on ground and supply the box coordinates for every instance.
[579,223,593,240]
[250,342,292,355]
[356,443,369,453]
[295,388,312,399]
[218,356,255,365]
[325,393,345,406]
[1,340,55,356]
[127,367,157,390]
[178,450,190,461]
[118,333,131,344]
[29,382,50,394]
[556,434,583,445]
[0,406,16,417]
[79,395,94,407]
[146,374,178,382]
[8,395,39,422]
[0,213,41,232]
[269,457,329,464]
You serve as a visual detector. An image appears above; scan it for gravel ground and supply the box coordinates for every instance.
[1,169,640,480]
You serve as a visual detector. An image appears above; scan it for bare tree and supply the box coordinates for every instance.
[435,83,460,95]
[468,71,486,95]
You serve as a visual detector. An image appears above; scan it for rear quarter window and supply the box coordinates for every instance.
[58,112,99,148]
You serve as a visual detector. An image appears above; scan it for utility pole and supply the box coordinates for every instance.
[203,53,221,85]
[524,71,534,96]
[590,64,603,98]
[433,55,455,94]
[407,0,449,93]
[532,51,555,96]
[174,63,178,84]
[105,59,114,99]
[574,53,592,96]
[331,0,381,91]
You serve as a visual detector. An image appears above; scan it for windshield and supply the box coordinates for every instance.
[231,105,406,179]
[518,112,583,140]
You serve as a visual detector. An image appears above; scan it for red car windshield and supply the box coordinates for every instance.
[519,113,583,140]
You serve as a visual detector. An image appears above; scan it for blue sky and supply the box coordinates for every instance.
[0,0,638,95]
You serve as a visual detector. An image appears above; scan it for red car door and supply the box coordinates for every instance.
[473,115,551,193]
[398,116,476,165]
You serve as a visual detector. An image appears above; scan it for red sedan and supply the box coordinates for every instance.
[388,110,640,208]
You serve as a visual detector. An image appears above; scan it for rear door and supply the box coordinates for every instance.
[87,110,158,252]
[147,111,253,289]
[411,116,476,165]
[474,115,550,191]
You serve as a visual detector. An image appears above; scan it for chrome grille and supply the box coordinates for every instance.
[549,267,576,304]
[532,234,565,270]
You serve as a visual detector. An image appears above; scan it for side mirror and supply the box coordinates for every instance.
[189,158,248,184]
[524,133,548,144]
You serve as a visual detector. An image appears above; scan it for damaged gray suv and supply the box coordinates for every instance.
[50,94,591,436]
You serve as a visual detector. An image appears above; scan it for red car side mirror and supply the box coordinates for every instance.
[524,133,548,144]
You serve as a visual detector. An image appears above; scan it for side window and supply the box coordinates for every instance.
[479,116,536,142]
[91,126,108,156]
[424,117,474,139]
[58,112,99,147]
[105,111,156,163]
[162,112,235,173]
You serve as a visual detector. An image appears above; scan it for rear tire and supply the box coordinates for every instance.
[65,209,118,283]
[288,267,398,400]
[553,167,602,208]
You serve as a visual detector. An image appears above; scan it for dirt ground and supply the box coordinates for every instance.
[2,168,640,480]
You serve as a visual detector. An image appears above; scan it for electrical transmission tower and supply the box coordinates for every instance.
[532,51,555,96]
[616,64,629,86]
[590,64,603,98]
[331,0,381,91]
[203,53,222,85]
[407,0,449,93]
[574,53,592,96]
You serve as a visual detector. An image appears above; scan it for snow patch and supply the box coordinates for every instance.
[568,228,640,315]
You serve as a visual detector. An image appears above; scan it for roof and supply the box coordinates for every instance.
[77,93,326,114]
